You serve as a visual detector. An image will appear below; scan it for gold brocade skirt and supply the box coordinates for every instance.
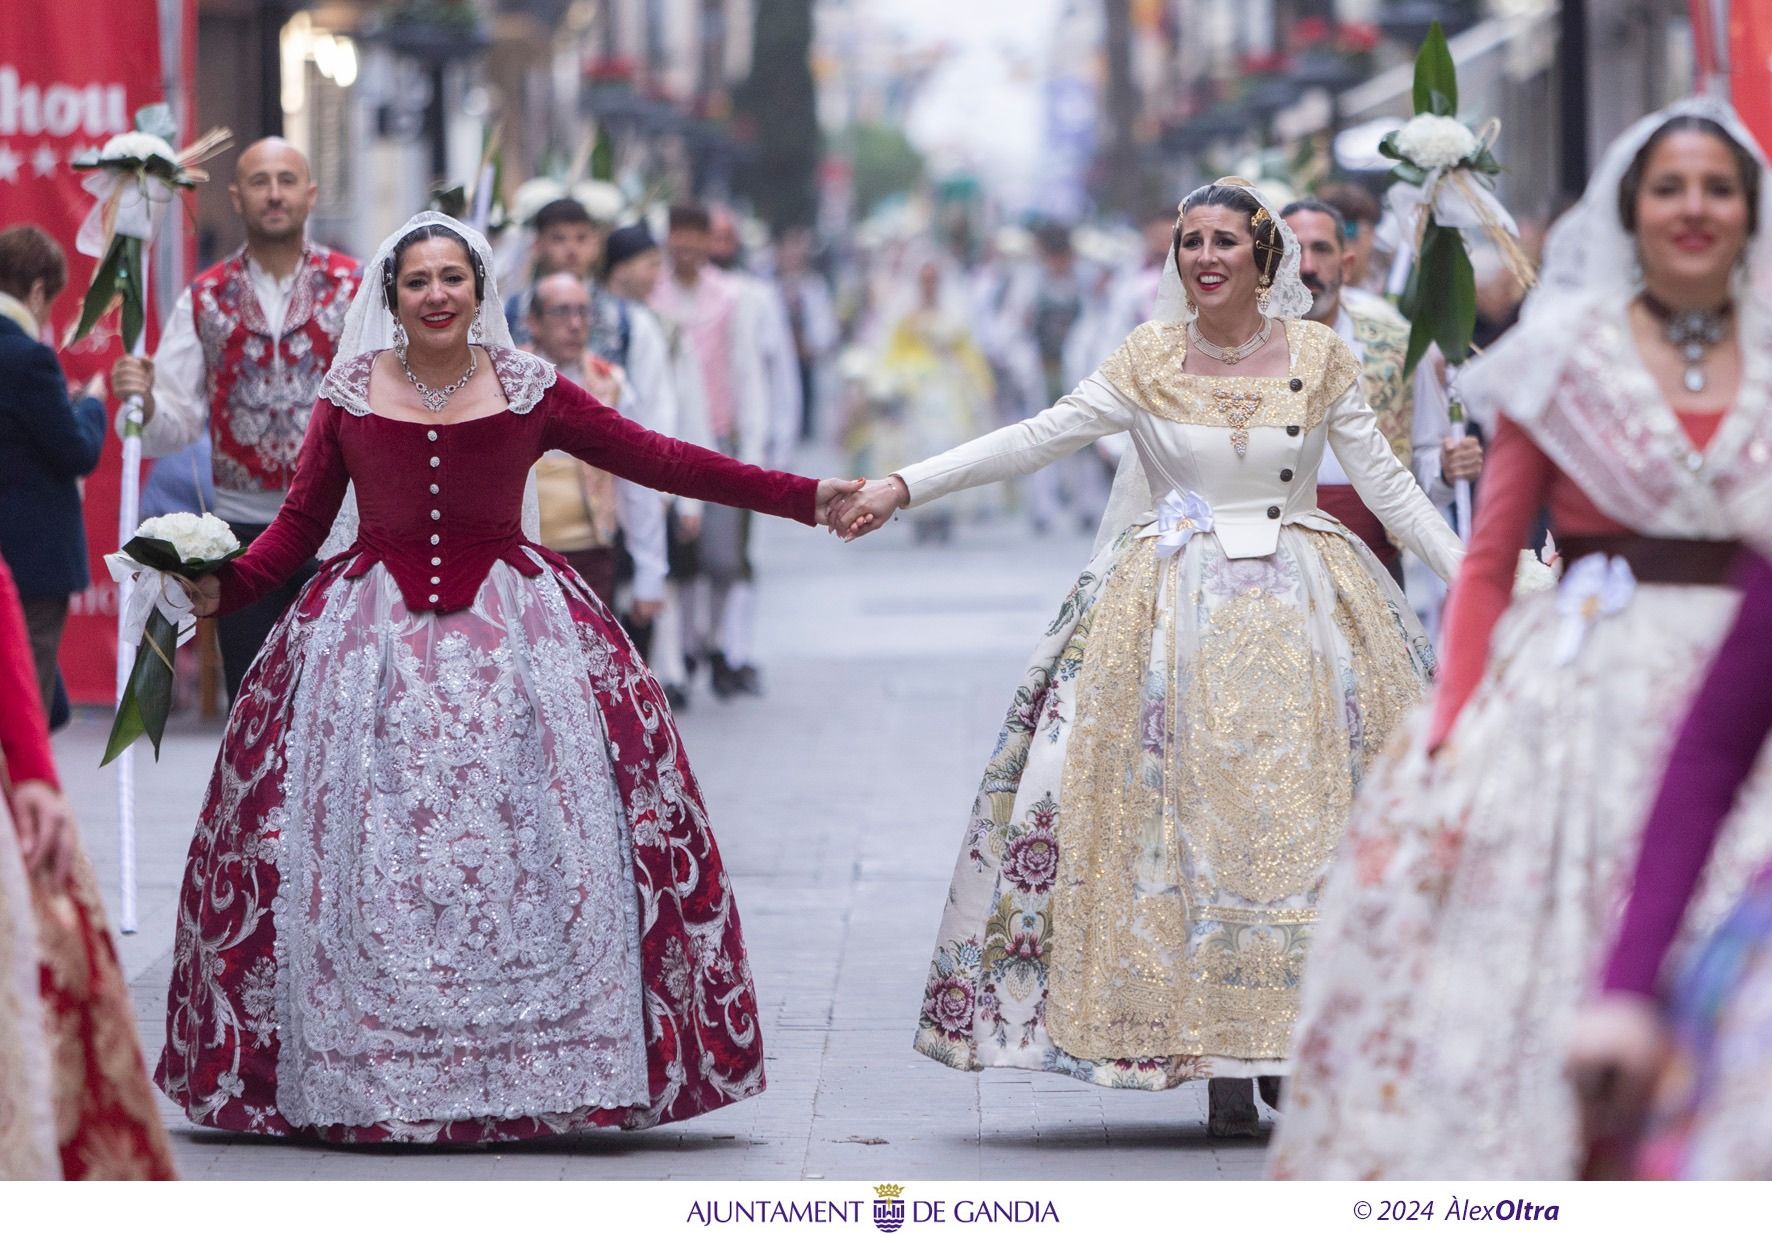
[912,522,1434,1087]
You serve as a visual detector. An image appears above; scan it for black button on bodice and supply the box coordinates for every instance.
[1266,505,1281,519]
[1279,468,1294,482]
[1286,424,1300,436]
[1289,377,1303,392]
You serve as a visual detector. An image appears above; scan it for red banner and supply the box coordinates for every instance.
[1731,1,1772,156]
[0,1,172,702]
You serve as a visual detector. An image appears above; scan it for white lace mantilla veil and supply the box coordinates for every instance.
[318,210,542,558]
[1093,177,1313,553]
[1458,94,1772,434]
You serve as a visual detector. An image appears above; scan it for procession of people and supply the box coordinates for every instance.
[6,42,1772,1188]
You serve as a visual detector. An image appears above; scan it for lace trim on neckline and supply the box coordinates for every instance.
[323,346,557,418]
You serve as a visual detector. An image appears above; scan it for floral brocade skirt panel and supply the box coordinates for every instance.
[1269,583,1772,1180]
[157,551,765,1142]
[912,523,1435,1087]
[0,793,176,1179]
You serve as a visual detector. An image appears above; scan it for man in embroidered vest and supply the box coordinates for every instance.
[1281,198,1482,582]
[111,138,360,700]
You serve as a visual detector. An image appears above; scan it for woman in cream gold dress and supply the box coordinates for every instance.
[834,179,1464,1131]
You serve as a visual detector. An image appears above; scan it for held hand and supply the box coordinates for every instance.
[675,509,703,542]
[10,779,73,888]
[110,356,156,423]
[833,477,908,541]
[1567,994,1670,1146]
[178,573,222,619]
[629,598,664,624]
[815,477,867,529]
[1440,436,1484,483]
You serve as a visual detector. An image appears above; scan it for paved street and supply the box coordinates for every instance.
[55,474,1271,1181]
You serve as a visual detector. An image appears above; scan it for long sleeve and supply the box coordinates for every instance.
[615,474,669,601]
[214,400,349,615]
[543,378,818,525]
[1427,415,1556,747]
[1601,551,1772,998]
[14,343,103,477]
[625,309,679,439]
[0,559,56,789]
[1326,385,1465,581]
[732,288,773,468]
[120,288,209,457]
[895,372,1136,507]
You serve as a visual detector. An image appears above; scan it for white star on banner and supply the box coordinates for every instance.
[32,145,59,178]
[0,145,20,183]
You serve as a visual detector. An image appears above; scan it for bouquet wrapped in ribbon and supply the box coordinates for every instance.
[1380,22,1536,377]
[100,513,242,764]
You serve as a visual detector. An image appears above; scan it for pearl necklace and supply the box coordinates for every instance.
[400,347,479,413]
[1188,318,1272,365]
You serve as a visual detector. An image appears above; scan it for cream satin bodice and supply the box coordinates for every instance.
[896,318,1464,580]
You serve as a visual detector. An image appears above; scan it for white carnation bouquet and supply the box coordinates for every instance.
[100,512,244,764]
[1378,22,1535,376]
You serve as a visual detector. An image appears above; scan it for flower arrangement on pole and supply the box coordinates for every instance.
[1379,22,1535,378]
[66,101,228,932]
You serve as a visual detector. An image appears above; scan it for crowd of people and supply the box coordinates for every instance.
[1,92,1769,1182]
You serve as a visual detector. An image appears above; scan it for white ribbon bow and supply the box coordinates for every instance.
[1551,553,1635,666]
[1151,488,1215,559]
[104,553,199,653]
[75,168,174,259]
[1385,170,1521,254]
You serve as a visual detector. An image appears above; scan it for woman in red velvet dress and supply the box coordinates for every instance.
[156,213,859,1143]
[0,557,175,1178]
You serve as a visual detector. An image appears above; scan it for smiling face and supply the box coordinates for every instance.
[1632,129,1753,297]
[1176,204,1261,315]
[394,235,479,354]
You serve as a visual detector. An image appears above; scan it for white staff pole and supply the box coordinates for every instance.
[115,345,146,934]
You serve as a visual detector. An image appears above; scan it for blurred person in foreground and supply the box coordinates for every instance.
[1272,98,1772,1180]
[0,224,104,716]
[0,556,175,1179]
[111,137,360,702]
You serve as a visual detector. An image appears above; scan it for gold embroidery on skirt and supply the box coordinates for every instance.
[1047,529,1429,1063]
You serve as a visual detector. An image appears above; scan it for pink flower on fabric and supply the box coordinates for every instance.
[1002,830,1058,893]
[924,975,976,1037]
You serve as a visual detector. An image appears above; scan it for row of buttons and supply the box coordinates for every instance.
[429,430,442,603]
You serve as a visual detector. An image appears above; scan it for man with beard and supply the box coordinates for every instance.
[111,138,359,699]
[1280,198,1481,583]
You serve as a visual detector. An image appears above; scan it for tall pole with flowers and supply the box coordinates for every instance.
[67,104,229,932]
[1379,24,1535,540]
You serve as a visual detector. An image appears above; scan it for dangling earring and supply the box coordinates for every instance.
[1630,253,1645,287]
[469,303,485,344]
[392,320,409,357]
[1257,279,1273,312]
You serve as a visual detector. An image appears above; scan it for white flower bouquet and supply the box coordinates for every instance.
[1378,22,1535,376]
[100,512,244,764]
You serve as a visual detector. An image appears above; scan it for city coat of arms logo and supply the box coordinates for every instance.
[872,1184,906,1233]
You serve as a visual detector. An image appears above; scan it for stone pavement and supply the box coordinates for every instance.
[55,498,1272,1181]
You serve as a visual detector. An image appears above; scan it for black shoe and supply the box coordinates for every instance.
[1207,1078,1260,1138]
[1257,1075,1284,1111]
[709,653,741,700]
[733,664,763,696]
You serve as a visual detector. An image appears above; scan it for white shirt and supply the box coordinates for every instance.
[119,255,304,525]
[1315,302,1454,505]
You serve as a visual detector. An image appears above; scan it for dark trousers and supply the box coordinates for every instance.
[18,593,68,717]
[218,521,316,702]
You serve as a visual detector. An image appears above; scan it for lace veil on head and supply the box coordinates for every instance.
[1095,177,1313,552]
[1459,95,1772,429]
[320,211,538,556]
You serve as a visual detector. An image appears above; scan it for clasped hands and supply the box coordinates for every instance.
[817,476,908,541]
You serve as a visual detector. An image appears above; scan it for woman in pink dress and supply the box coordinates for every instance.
[156,212,859,1143]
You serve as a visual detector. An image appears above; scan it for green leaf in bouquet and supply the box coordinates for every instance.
[118,236,146,352]
[101,609,179,765]
[1400,223,1476,377]
[70,235,125,344]
[119,534,188,574]
[1411,21,1458,118]
[1472,147,1503,177]
[1392,162,1428,186]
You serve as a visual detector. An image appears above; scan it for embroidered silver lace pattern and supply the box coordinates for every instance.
[271,556,647,1127]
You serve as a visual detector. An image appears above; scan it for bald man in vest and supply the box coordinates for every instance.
[112,138,360,700]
